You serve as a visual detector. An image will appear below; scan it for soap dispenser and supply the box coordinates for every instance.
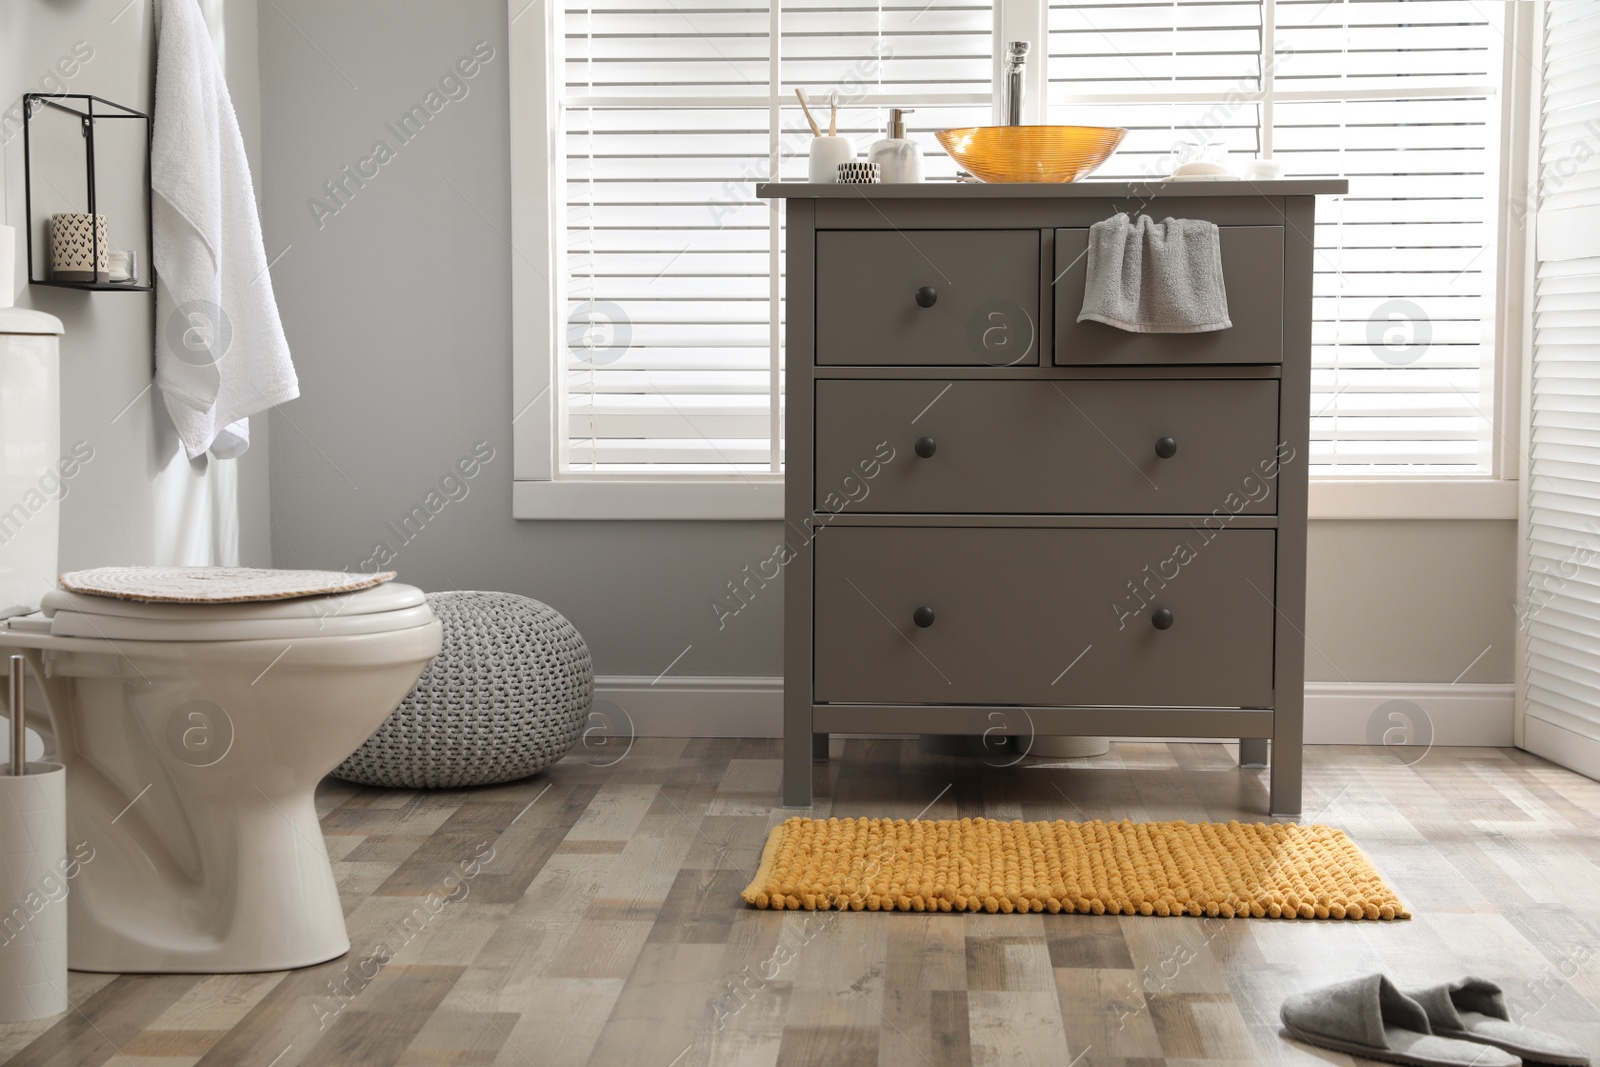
[868,108,923,184]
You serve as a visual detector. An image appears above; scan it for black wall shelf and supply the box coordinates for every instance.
[31,279,150,292]
[22,93,154,293]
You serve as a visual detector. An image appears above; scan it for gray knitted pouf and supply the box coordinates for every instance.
[333,591,593,788]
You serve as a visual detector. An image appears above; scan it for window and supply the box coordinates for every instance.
[560,0,993,477]
[1044,0,1506,474]
[513,0,1520,517]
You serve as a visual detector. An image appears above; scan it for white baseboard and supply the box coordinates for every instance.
[1523,715,1600,780]
[593,676,1515,747]
[1303,681,1513,746]
[593,675,784,738]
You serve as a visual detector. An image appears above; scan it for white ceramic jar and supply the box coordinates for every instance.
[808,136,854,183]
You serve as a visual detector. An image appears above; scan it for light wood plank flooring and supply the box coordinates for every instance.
[2,740,1598,1066]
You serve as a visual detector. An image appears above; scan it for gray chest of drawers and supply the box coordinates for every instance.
[760,180,1346,817]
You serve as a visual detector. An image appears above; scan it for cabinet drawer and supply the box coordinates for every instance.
[814,527,1275,708]
[815,378,1282,515]
[1053,226,1283,365]
[816,230,1040,366]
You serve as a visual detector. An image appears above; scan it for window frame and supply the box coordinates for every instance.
[511,0,1530,520]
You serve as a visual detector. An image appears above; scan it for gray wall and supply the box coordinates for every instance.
[259,0,781,679]
[1306,520,1514,684]
[2,0,271,571]
[259,0,1514,684]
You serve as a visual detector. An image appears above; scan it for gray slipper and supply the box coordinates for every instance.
[1280,973,1520,1066]
[1408,976,1589,1066]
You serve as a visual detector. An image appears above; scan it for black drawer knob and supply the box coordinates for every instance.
[915,286,938,308]
[912,606,936,628]
[1155,436,1178,459]
[914,436,937,459]
[1152,608,1174,630]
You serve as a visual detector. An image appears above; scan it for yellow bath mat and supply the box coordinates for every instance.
[742,817,1409,920]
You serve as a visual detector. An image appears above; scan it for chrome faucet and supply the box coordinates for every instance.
[1003,41,1030,126]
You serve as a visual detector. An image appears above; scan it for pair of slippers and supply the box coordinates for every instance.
[1281,973,1589,1066]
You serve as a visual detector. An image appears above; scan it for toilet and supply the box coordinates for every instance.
[0,309,442,974]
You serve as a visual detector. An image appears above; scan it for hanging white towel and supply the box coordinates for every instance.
[1077,212,1232,334]
[152,0,297,459]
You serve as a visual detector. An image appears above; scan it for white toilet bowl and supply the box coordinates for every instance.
[0,581,441,973]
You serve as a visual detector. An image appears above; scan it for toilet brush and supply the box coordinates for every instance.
[0,654,69,1022]
[802,87,856,183]
[9,656,21,777]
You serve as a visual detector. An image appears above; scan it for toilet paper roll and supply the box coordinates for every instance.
[0,225,15,309]
[0,763,68,1023]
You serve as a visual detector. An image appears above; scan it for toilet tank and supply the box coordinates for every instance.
[0,308,63,618]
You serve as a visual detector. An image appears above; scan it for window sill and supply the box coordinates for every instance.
[1306,479,1517,521]
[515,477,1518,521]
[513,479,783,520]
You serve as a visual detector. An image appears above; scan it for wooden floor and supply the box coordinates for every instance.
[3,739,1599,1067]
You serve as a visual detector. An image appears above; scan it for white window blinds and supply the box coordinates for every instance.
[1045,0,1504,474]
[556,0,1509,479]
[1523,0,1600,774]
[561,0,992,475]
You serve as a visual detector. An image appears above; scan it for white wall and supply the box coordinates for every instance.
[1,0,271,573]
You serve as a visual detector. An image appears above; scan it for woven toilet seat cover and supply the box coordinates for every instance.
[57,566,397,604]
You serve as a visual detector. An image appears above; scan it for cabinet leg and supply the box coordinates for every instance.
[812,732,830,761]
[784,736,813,807]
[783,654,813,805]
[1238,738,1269,768]
[1268,740,1303,819]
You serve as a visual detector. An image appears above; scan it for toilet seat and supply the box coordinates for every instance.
[39,582,434,642]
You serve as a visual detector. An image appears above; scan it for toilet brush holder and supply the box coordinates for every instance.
[0,763,67,1022]
[0,657,67,1023]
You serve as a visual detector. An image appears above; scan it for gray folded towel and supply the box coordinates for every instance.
[1077,212,1232,333]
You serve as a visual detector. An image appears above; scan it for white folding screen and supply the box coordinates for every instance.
[1523,0,1600,777]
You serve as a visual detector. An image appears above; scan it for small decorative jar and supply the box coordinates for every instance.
[50,213,108,283]
[107,249,138,285]
[836,161,880,184]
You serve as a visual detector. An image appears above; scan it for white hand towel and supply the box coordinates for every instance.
[1077,212,1232,334]
[152,0,297,459]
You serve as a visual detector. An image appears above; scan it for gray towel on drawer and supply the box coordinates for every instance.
[1077,212,1232,333]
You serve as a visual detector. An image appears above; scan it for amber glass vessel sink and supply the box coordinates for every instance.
[935,125,1127,183]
